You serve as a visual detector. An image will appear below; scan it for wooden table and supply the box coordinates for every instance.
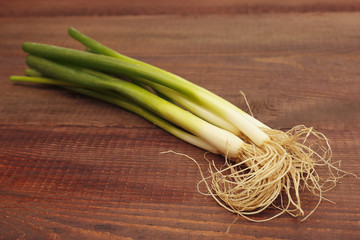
[1,1,359,239]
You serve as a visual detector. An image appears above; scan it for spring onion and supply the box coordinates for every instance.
[10,27,345,222]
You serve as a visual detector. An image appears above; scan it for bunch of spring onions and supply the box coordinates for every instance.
[10,27,342,221]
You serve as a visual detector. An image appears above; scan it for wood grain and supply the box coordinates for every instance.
[2,0,360,17]
[1,2,360,239]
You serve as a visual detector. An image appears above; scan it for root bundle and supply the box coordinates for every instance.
[196,125,345,222]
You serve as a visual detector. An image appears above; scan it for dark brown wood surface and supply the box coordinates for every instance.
[1,1,360,239]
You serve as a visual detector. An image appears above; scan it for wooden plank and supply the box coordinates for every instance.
[1,0,360,17]
[1,13,360,240]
